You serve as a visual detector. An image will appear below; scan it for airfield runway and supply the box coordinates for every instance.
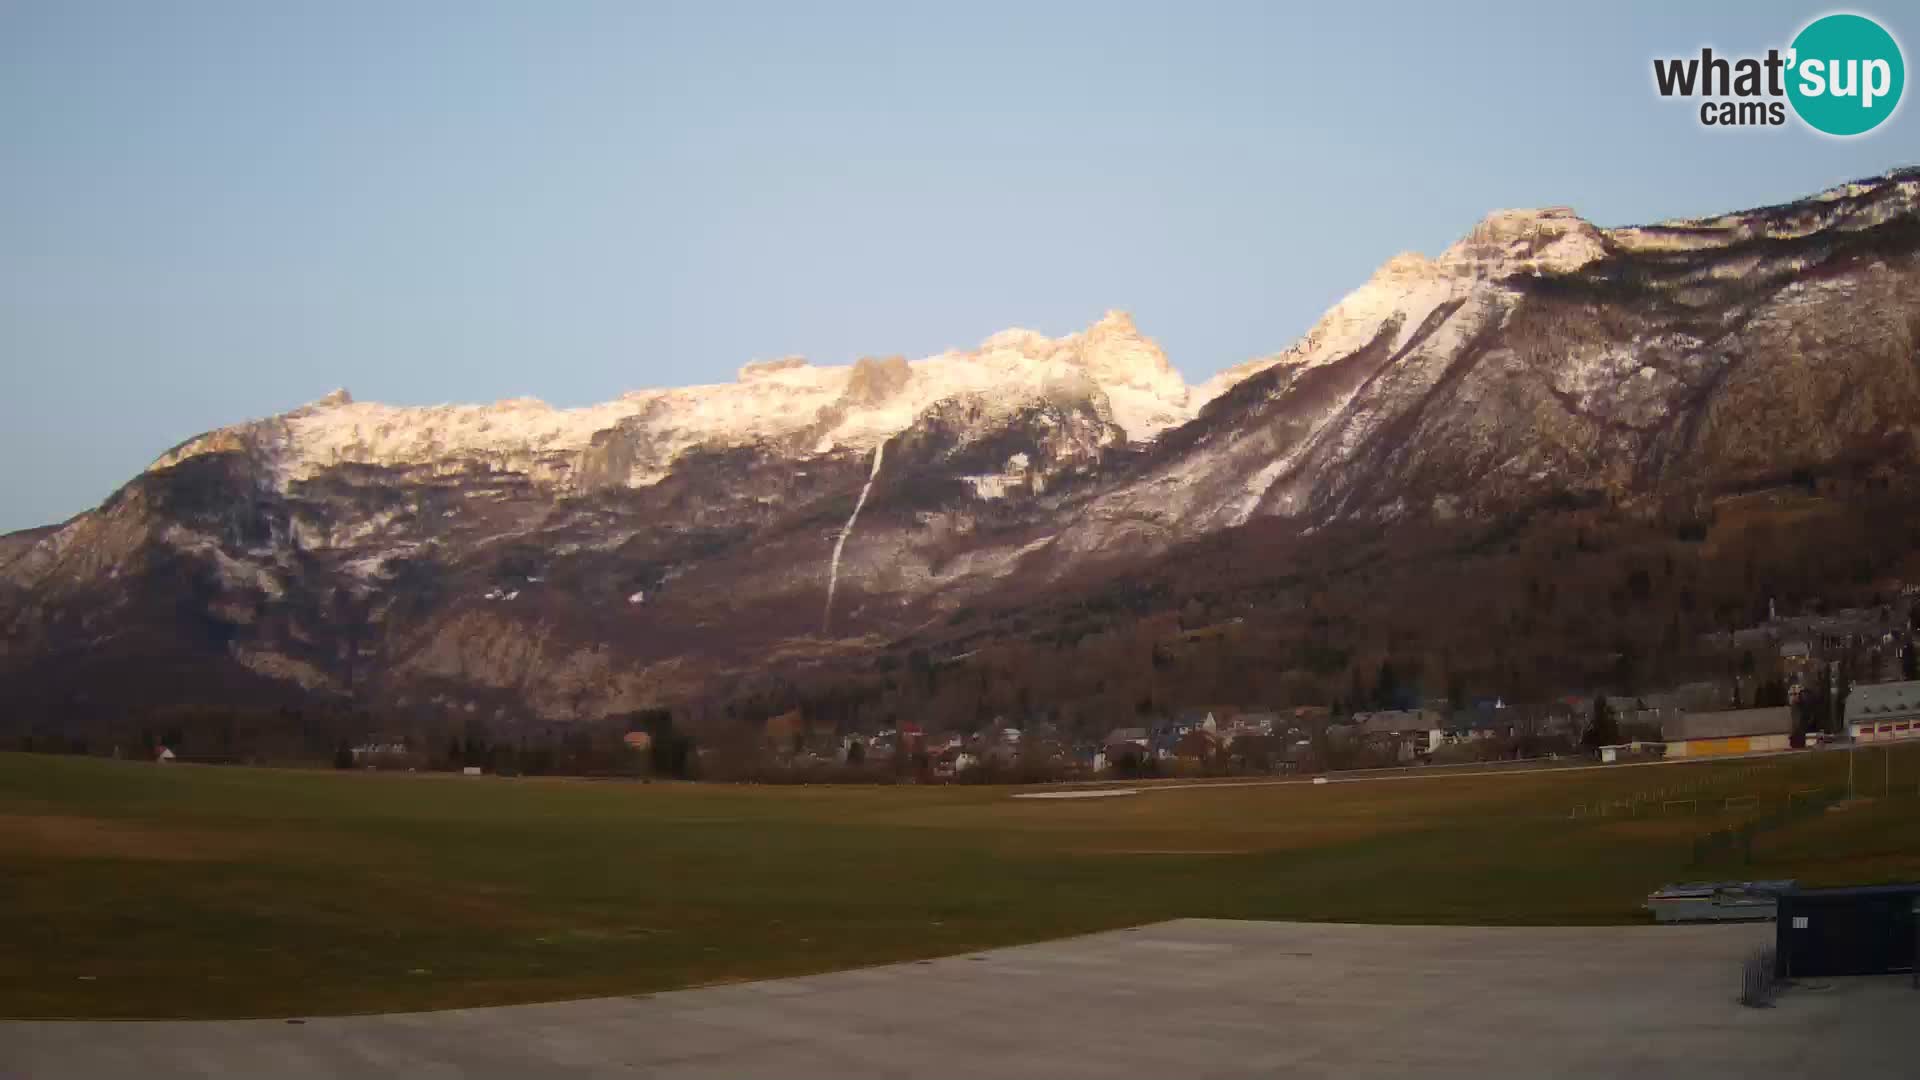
[3,919,1910,1078]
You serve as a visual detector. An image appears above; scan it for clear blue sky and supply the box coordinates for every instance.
[2,0,1913,532]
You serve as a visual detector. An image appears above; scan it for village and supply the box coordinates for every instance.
[299,597,1920,784]
[719,600,1920,784]
[115,598,1920,781]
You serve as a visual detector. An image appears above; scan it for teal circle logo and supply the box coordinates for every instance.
[1787,13,1905,136]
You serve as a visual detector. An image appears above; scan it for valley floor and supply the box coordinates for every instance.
[2,749,1918,1019]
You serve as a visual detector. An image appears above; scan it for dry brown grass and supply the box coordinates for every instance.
[0,813,256,862]
[5,749,1918,1019]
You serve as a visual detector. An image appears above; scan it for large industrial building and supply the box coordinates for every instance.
[1660,707,1793,758]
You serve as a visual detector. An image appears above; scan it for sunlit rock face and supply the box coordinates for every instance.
[5,169,1918,721]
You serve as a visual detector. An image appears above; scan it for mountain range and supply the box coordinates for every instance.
[5,168,1919,737]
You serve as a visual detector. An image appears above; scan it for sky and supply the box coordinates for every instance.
[1,0,1915,532]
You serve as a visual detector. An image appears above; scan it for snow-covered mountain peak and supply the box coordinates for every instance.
[1075,309,1178,383]
[1193,209,1608,403]
[1438,206,1607,277]
[1196,247,1480,403]
[148,311,1200,490]
[894,312,1189,441]
[972,310,1169,378]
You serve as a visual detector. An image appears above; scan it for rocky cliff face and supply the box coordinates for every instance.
[1080,170,1920,540]
[5,169,1918,725]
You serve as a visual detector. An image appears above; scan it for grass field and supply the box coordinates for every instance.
[4,747,1920,1019]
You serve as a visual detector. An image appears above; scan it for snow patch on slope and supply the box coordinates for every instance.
[823,437,888,633]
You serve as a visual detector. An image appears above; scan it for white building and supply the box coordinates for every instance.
[1845,680,1920,743]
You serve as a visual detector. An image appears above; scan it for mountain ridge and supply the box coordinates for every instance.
[5,167,1919,732]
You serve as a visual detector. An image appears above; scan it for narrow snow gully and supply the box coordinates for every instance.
[823,437,887,633]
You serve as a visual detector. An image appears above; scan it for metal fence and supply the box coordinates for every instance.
[1689,787,1841,866]
[1566,761,1783,819]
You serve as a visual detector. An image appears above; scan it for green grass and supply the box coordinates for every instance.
[3,747,1918,1018]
